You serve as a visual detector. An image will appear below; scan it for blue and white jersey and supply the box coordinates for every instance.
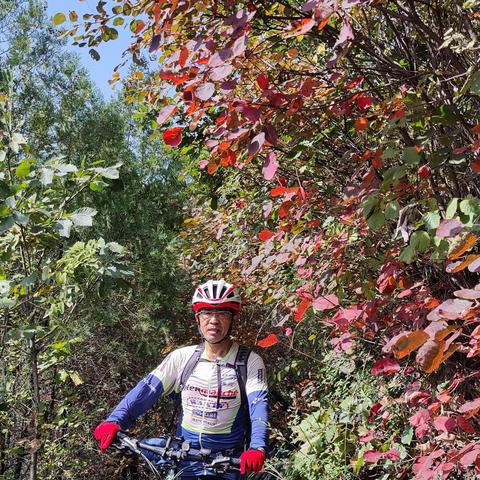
[107,343,268,452]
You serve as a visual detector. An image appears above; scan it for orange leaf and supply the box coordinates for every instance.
[354,117,369,131]
[207,160,218,174]
[471,124,480,134]
[257,333,279,348]
[318,16,330,30]
[452,254,480,273]
[435,326,460,341]
[416,340,446,373]
[392,331,429,359]
[220,149,236,167]
[424,297,440,309]
[294,299,311,323]
[448,233,478,260]
[258,229,274,241]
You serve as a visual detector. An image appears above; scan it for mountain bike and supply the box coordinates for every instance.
[114,431,242,479]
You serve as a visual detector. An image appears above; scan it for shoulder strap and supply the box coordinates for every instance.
[179,343,205,391]
[234,345,251,447]
[168,344,204,435]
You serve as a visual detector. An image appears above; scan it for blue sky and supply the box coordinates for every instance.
[46,0,132,98]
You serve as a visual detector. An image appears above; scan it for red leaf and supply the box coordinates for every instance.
[436,219,464,238]
[196,82,215,101]
[433,415,456,433]
[133,21,145,35]
[359,431,375,443]
[248,132,265,157]
[364,450,382,463]
[179,47,189,68]
[257,333,279,348]
[458,397,480,414]
[472,157,480,173]
[291,18,315,36]
[262,152,278,180]
[231,35,247,58]
[354,117,369,131]
[157,105,177,125]
[258,229,274,241]
[163,127,183,147]
[210,64,233,81]
[271,186,299,197]
[294,298,311,322]
[257,74,270,90]
[335,20,354,47]
[371,357,400,376]
[242,105,261,123]
[355,94,373,111]
[383,450,400,461]
[312,294,339,311]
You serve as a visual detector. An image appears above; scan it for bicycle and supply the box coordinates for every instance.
[114,431,242,479]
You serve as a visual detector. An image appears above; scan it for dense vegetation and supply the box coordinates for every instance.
[2,0,480,479]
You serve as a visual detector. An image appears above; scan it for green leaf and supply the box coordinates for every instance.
[460,198,480,215]
[54,219,73,238]
[15,159,32,178]
[446,198,458,219]
[71,208,97,227]
[402,147,421,165]
[0,280,11,295]
[113,17,124,26]
[0,217,14,234]
[384,200,400,220]
[53,12,66,26]
[470,71,480,95]
[55,163,77,176]
[89,180,108,191]
[362,195,378,218]
[431,105,456,125]
[399,245,416,263]
[422,211,441,230]
[89,48,100,61]
[106,242,123,254]
[368,212,385,230]
[13,211,29,226]
[40,168,54,186]
[410,231,430,252]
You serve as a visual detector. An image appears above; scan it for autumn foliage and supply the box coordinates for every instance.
[62,0,480,478]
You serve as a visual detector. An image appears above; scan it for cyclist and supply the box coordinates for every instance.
[93,279,268,479]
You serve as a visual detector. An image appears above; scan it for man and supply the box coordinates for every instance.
[93,279,268,479]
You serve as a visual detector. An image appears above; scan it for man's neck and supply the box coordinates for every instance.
[204,339,233,360]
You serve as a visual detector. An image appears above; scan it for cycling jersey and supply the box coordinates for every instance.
[107,343,268,453]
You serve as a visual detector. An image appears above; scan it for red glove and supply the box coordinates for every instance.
[93,421,121,452]
[240,449,265,474]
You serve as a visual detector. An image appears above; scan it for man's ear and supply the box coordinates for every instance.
[233,313,239,322]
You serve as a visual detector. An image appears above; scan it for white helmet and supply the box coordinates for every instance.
[192,279,241,313]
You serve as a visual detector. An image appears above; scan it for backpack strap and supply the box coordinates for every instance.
[179,343,205,391]
[234,345,251,448]
[168,343,204,434]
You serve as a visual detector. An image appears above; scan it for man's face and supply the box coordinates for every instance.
[197,309,236,343]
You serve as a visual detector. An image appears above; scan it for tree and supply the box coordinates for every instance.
[64,1,480,478]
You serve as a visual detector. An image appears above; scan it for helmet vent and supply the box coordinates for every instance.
[219,285,227,297]
[212,284,218,298]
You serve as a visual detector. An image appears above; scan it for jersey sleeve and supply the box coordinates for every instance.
[245,352,269,451]
[106,351,180,429]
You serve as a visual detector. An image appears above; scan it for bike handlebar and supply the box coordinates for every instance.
[115,432,241,469]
